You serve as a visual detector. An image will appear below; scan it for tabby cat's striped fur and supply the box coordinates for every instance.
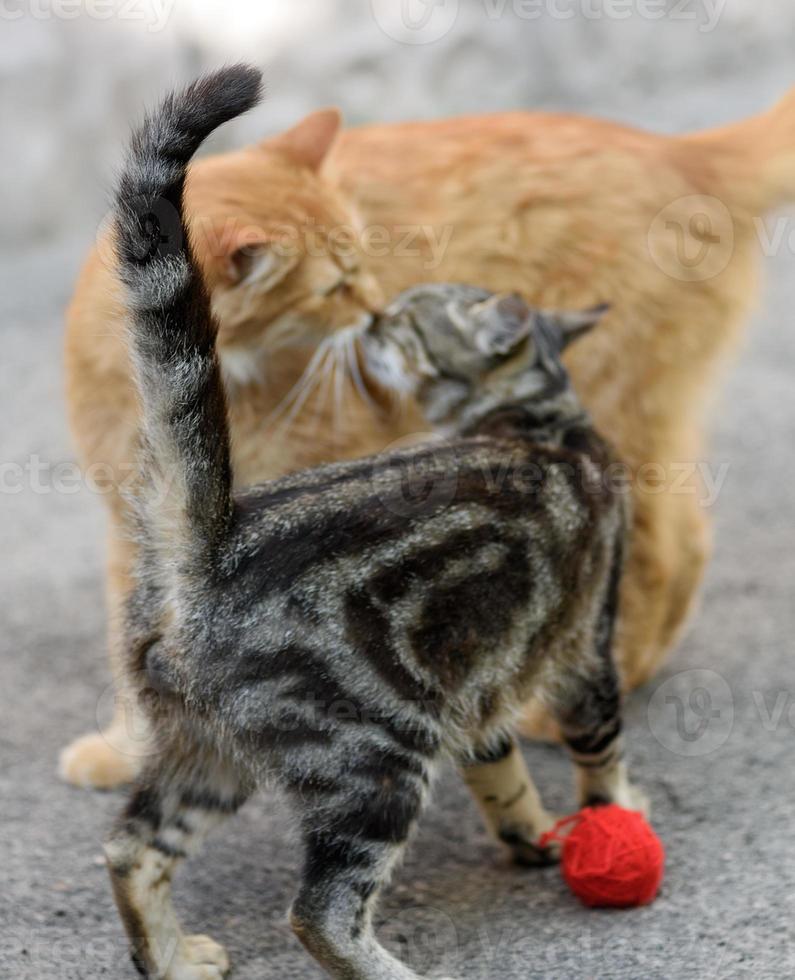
[105,66,647,980]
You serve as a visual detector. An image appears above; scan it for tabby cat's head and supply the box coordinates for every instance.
[362,284,607,428]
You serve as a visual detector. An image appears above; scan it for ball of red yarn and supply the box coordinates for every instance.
[541,804,664,908]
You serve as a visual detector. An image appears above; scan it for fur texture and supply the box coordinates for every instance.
[105,68,645,980]
[62,76,795,787]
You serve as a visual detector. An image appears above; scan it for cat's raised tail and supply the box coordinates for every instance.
[114,65,262,567]
[685,85,795,215]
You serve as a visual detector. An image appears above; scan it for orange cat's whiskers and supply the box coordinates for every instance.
[332,336,348,437]
[265,336,336,434]
[283,346,335,434]
[261,318,323,356]
[308,338,341,436]
[344,330,378,414]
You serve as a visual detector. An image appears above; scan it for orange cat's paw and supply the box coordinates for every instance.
[58,731,140,789]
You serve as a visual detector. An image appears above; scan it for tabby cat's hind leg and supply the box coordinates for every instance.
[461,736,558,866]
[105,745,249,980]
[289,757,447,980]
[552,626,649,816]
[547,533,649,817]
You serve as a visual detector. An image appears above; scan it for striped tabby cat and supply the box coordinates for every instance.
[105,67,647,980]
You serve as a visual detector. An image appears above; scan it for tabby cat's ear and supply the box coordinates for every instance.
[470,294,533,355]
[548,303,609,350]
[269,108,343,171]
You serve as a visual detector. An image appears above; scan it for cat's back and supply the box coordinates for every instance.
[333,110,663,185]
[222,431,617,606]
[193,430,621,730]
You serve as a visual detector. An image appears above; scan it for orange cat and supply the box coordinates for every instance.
[62,91,795,787]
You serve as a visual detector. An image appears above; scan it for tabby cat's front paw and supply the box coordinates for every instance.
[509,837,560,867]
[583,783,650,819]
[613,783,650,819]
[499,813,561,867]
[165,935,230,980]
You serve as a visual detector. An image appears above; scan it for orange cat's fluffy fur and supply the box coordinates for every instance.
[62,91,795,787]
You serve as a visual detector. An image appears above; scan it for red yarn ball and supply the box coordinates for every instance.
[542,804,664,908]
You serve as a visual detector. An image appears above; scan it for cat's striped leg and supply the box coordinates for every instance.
[562,713,647,814]
[461,736,558,866]
[289,757,445,980]
[549,525,650,816]
[553,581,649,816]
[105,745,249,980]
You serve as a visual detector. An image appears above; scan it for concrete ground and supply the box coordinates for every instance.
[2,234,795,980]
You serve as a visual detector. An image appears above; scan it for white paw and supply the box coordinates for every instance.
[535,808,559,838]
[166,935,230,980]
[614,783,650,819]
[531,810,564,863]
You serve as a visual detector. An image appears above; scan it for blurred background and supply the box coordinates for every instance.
[3,3,795,979]
[4,0,795,255]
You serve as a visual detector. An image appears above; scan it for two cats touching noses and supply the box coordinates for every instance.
[62,62,795,980]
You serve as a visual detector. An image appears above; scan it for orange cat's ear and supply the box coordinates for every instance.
[222,236,300,289]
[268,108,342,171]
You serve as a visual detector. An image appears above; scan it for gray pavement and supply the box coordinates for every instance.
[2,233,795,979]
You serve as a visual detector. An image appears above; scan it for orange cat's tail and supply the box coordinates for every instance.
[683,87,795,215]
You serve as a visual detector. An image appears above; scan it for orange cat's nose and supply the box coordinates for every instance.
[353,271,386,313]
